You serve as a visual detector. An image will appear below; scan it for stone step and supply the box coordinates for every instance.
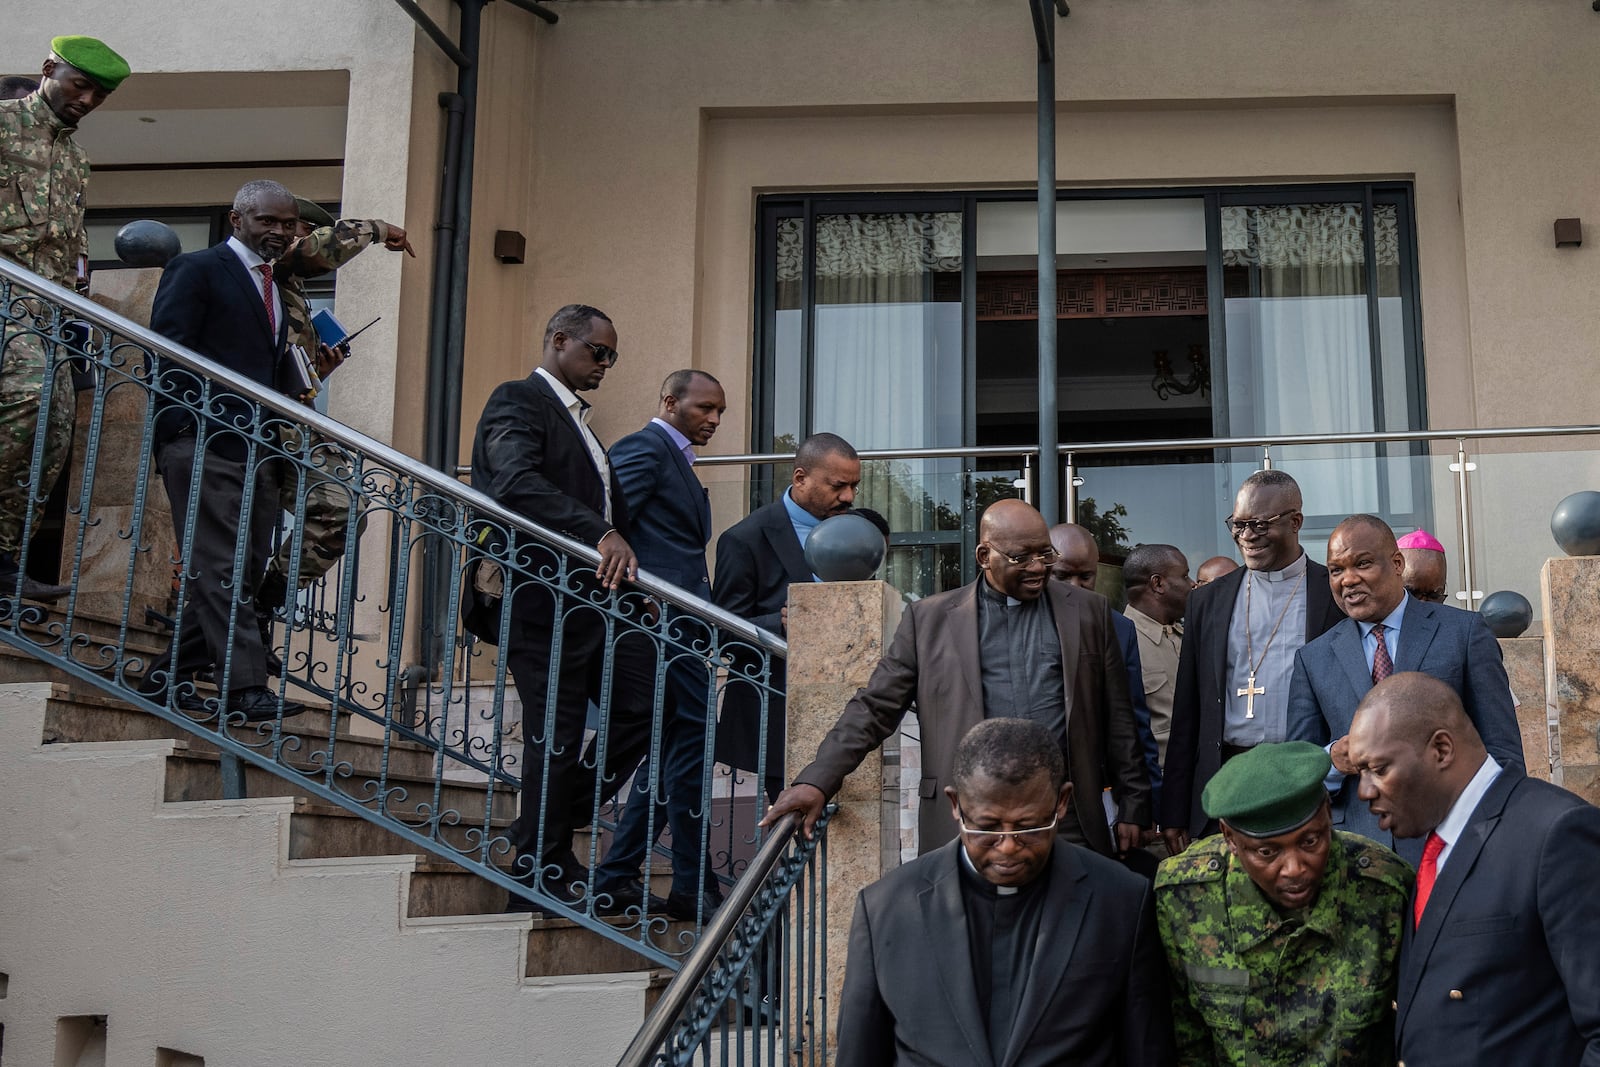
[163,745,519,823]
[526,913,702,978]
[285,798,516,863]
[406,860,676,920]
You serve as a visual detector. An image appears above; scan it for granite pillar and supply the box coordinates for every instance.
[785,579,904,1053]
[1498,636,1551,781]
[1541,557,1600,803]
[59,268,175,622]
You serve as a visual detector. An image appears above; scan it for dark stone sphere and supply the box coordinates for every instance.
[1551,490,1600,556]
[1480,590,1534,639]
[804,513,886,582]
[113,219,183,268]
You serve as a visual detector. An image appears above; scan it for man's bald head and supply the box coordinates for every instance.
[1048,523,1099,590]
[1195,556,1238,586]
[979,498,1049,545]
[977,500,1053,602]
[1401,547,1449,604]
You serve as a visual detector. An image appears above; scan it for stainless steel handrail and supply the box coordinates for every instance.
[3,259,786,657]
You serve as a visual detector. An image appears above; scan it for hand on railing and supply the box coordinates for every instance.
[759,782,828,839]
[595,528,638,590]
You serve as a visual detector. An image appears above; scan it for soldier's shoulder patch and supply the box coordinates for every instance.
[1155,834,1229,889]
[1336,831,1414,894]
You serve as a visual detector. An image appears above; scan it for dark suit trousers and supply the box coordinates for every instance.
[154,433,277,691]
[505,603,656,874]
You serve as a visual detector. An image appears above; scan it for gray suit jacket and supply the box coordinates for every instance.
[837,840,1176,1067]
[1286,596,1524,856]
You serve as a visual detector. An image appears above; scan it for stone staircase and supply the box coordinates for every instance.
[0,623,700,1066]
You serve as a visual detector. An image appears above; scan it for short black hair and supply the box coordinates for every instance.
[0,76,39,98]
[951,718,1065,794]
[795,431,857,471]
[851,507,891,540]
[1240,468,1302,497]
[543,303,612,346]
[1123,543,1182,591]
[661,368,720,400]
[1335,513,1396,545]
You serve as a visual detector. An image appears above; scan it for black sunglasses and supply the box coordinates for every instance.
[573,336,620,367]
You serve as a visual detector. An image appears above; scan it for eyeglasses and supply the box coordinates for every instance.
[1408,585,1449,604]
[985,545,1060,567]
[573,337,620,367]
[1224,511,1297,537]
[956,805,1058,845]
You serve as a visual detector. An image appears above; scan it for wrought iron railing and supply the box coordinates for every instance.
[617,809,834,1067]
[0,255,787,969]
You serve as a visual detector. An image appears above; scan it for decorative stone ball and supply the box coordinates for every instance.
[1479,590,1534,639]
[113,219,183,268]
[804,513,886,582]
[1552,490,1600,556]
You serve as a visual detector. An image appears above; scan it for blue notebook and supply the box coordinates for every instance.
[312,308,349,347]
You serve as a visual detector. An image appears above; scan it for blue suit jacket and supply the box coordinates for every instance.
[1396,769,1600,1066]
[608,421,711,598]
[1286,596,1523,855]
[1114,611,1162,814]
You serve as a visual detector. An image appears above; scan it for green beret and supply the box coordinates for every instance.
[294,197,335,230]
[51,36,131,91]
[1202,741,1332,838]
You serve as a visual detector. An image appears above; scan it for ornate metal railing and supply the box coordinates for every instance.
[618,810,834,1067]
[0,255,787,969]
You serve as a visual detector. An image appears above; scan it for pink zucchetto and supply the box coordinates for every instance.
[1396,529,1446,553]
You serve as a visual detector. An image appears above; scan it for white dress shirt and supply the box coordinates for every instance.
[226,235,282,338]
[1432,754,1503,873]
[535,366,612,522]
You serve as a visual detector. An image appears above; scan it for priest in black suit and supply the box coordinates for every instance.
[1160,469,1345,854]
[711,432,860,800]
[837,717,1175,1067]
[1347,673,1600,1067]
[471,303,651,904]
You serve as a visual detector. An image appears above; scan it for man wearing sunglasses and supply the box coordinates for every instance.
[1160,470,1345,858]
[836,717,1175,1067]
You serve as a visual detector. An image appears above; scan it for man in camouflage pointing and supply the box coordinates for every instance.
[1155,741,1411,1066]
[0,35,129,604]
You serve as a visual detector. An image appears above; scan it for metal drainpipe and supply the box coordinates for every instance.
[1031,0,1063,523]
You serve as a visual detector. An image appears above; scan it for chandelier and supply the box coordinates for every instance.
[1151,344,1210,401]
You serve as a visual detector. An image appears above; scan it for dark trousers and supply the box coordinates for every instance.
[154,433,277,691]
[504,604,655,879]
[596,646,720,900]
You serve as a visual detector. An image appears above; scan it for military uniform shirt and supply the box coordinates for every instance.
[1154,830,1412,1067]
[0,91,91,289]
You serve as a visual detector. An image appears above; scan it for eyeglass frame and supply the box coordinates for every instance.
[983,544,1060,568]
[572,336,621,367]
[1223,510,1299,537]
[955,804,1059,845]
[1407,584,1450,604]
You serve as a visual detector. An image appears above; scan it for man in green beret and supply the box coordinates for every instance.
[0,36,129,603]
[1155,740,1412,1066]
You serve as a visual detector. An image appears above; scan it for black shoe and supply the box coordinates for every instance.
[0,556,69,603]
[228,686,306,723]
[503,863,589,912]
[595,881,670,917]
[664,890,719,922]
[134,668,207,712]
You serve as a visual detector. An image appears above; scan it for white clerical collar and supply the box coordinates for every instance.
[1248,551,1308,583]
[959,842,1020,894]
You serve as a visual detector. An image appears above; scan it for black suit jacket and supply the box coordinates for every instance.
[1159,559,1345,837]
[837,840,1176,1067]
[1396,769,1600,1066]
[608,421,711,597]
[149,241,288,450]
[470,371,628,622]
[711,498,813,776]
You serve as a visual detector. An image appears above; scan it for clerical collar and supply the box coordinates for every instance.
[957,842,1051,896]
[977,576,1025,609]
[1247,550,1308,583]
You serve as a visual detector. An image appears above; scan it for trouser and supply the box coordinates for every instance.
[153,433,278,692]
[504,605,656,880]
[262,427,366,597]
[0,330,75,554]
[595,644,721,901]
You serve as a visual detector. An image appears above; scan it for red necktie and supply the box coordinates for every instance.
[1372,623,1393,684]
[257,263,276,336]
[1413,831,1445,928]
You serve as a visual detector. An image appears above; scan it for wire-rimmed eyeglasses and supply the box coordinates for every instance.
[956,805,1059,845]
[984,545,1060,567]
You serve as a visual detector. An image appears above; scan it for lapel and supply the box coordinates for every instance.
[1331,618,1373,704]
[1396,770,1520,1034]
[1304,560,1336,641]
[761,500,814,584]
[1394,598,1439,674]
[1204,567,1248,681]
[531,373,603,485]
[1001,845,1091,1067]
[647,421,710,542]
[216,242,275,341]
[1047,582,1082,725]
[921,845,996,1067]
[951,582,984,712]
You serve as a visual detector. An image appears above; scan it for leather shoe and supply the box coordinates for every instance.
[228,686,306,723]
[595,881,670,917]
[664,890,720,922]
[134,669,207,713]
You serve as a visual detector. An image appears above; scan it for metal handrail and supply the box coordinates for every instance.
[0,258,785,659]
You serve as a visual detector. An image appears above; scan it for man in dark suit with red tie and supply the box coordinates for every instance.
[1347,672,1600,1067]
[146,179,305,721]
[472,304,651,906]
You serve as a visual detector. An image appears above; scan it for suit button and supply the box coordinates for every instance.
[1449,989,1464,1000]
[1391,1001,1398,1011]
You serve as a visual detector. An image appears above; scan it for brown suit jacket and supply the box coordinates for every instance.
[791,578,1148,857]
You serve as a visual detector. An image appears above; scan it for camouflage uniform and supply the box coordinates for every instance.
[1155,831,1412,1067]
[0,91,89,555]
[258,219,390,601]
